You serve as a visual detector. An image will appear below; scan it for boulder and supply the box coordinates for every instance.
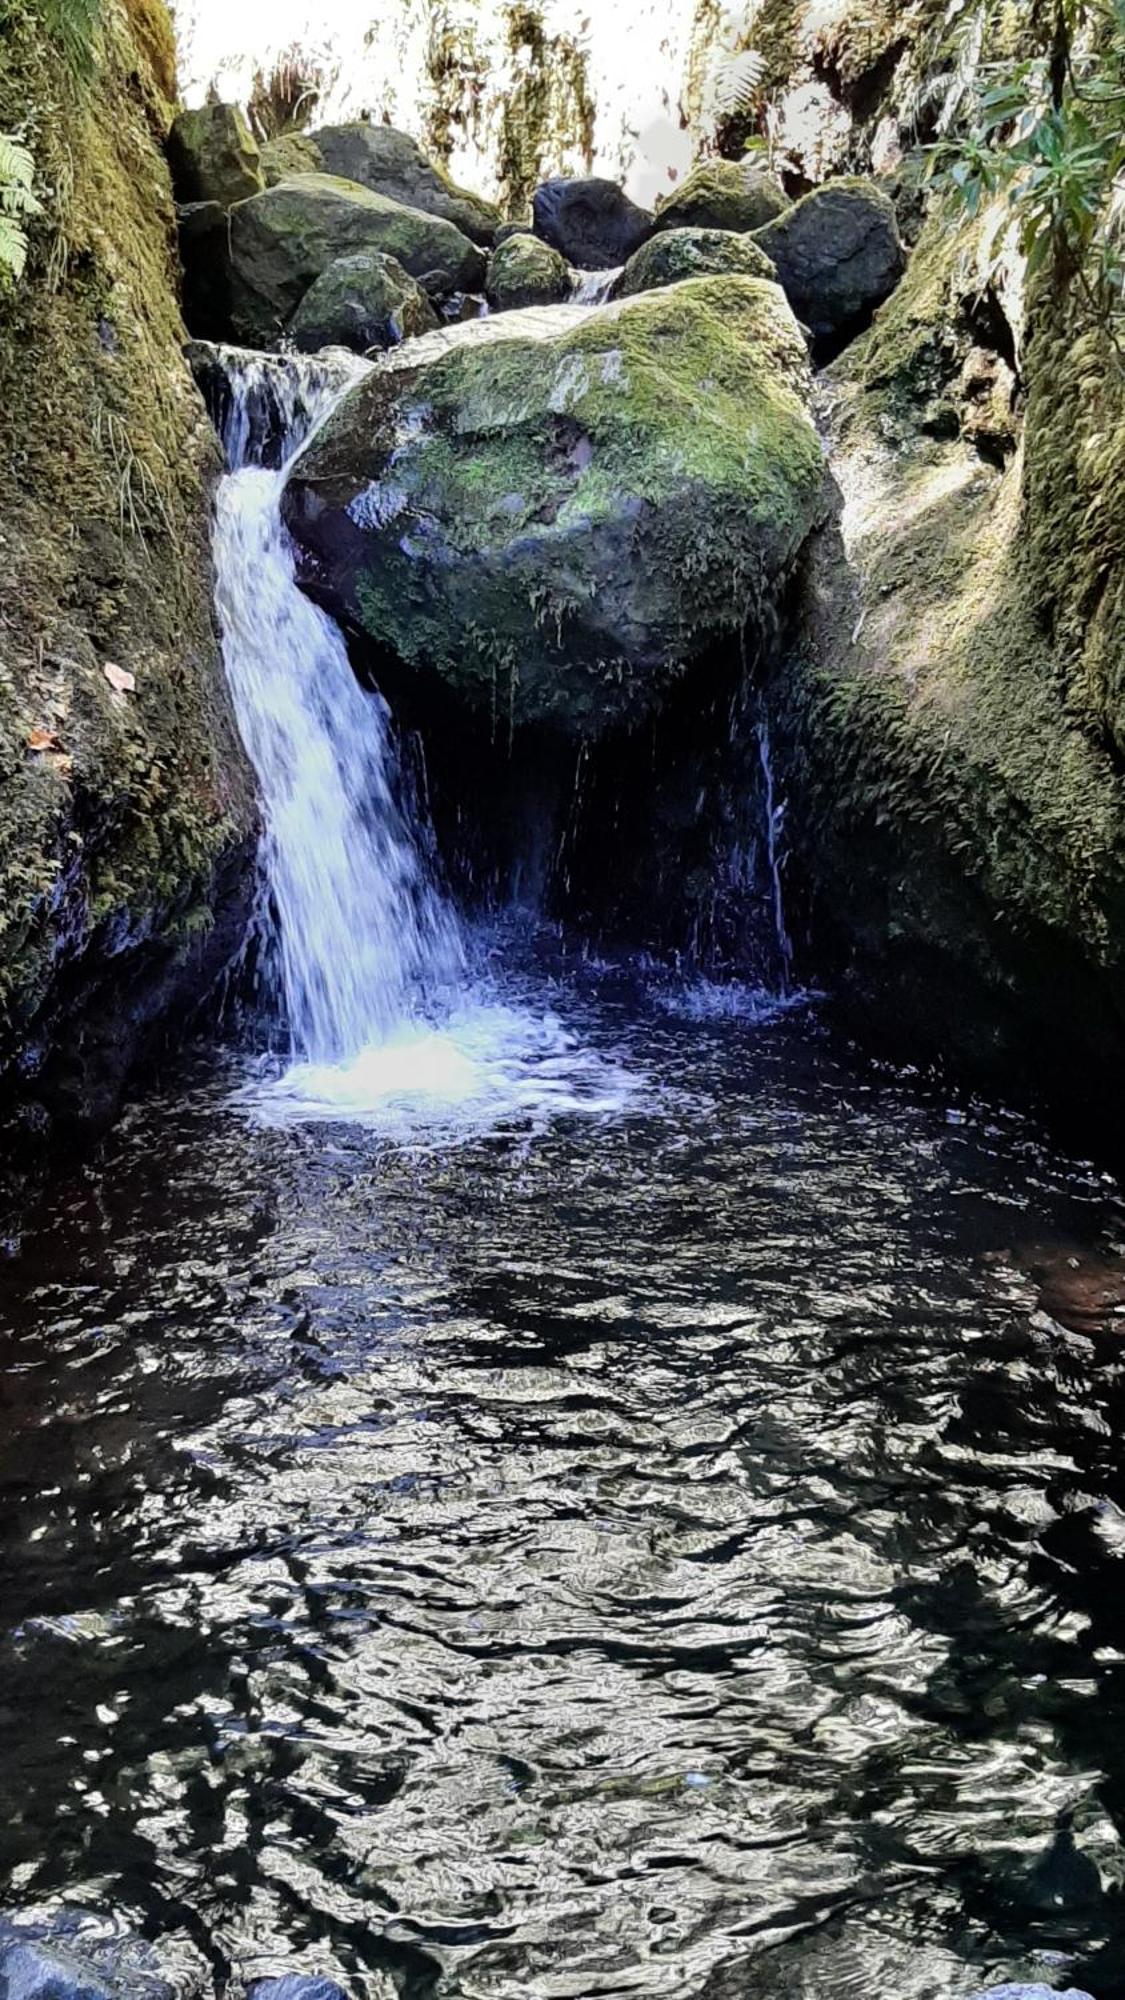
[613,227,776,299]
[260,131,324,186]
[311,123,500,246]
[167,102,263,210]
[283,276,827,738]
[248,1980,349,2000]
[532,177,652,271]
[654,161,787,236]
[494,221,536,247]
[226,174,487,347]
[754,176,905,344]
[969,1990,1095,2000]
[287,251,439,352]
[0,1943,112,2000]
[486,233,571,311]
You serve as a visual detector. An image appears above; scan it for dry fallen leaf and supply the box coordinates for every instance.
[102,662,136,694]
[26,727,60,752]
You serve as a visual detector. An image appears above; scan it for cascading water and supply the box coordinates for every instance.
[212,351,464,1066]
[209,346,635,1133]
[569,265,624,305]
[757,717,795,995]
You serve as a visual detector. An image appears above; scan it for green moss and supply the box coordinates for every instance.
[614,228,776,298]
[260,129,323,186]
[0,0,252,1036]
[654,160,787,235]
[486,231,570,309]
[1021,301,1125,757]
[298,276,825,734]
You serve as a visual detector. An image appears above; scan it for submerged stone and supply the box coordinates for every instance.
[225,174,487,347]
[283,276,827,739]
[754,176,905,343]
[486,233,571,311]
[613,226,777,298]
[311,123,501,245]
[287,252,439,353]
[0,1943,113,2000]
[532,176,653,270]
[248,1978,349,2000]
[654,160,787,236]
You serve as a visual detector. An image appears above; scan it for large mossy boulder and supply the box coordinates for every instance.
[311,123,501,246]
[283,277,827,738]
[287,252,439,353]
[486,233,571,311]
[654,161,787,236]
[613,227,776,299]
[532,178,653,270]
[754,177,905,344]
[226,174,487,346]
[167,102,263,210]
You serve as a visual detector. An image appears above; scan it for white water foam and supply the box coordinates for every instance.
[212,350,635,1138]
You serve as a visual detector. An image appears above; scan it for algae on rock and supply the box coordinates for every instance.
[282,276,827,738]
[0,0,254,1125]
[770,201,1125,1108]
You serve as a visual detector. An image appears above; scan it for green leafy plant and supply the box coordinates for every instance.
[0,131,42,283]
[34,0,102,78]
[933,0,1125,344]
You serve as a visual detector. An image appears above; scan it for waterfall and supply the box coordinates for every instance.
[212,351,464,1067]
[569,266,623,305]
[209,345,634,1133]
[757,717,794,995]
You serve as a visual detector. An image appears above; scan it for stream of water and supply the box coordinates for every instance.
[4,353,1125,2000]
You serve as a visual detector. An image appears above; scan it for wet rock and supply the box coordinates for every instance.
[287,251,439,353]
[247,1979,349,2000]
[754,176,905,346]
[613,226,776,298]
[493,220,536,247]
[178,199,234,341]
[311,123,500,246]
[958,344,1018,463]
[654,160,787,236]
[0,1914,185,2000]
[225,174,487,347]
[283,275,826,739]
[0,1943,112,2000]
[260,131,323,186]
[486,233,570,311]
[968,1988,1095,2000]
[532,176,652,270]
[167,102,263,210]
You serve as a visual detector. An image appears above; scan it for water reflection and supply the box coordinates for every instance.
[1,996,1125,1999]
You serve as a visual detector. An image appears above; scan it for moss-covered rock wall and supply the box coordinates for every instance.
[770,203,1125,1128]
[0,0,254,1132]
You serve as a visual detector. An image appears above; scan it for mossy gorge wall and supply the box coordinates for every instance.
[0,0,254,1133]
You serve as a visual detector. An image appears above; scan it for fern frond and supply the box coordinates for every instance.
[710,47,768,116]
[0,213,30,283]
[33,0,103,80]
[0,134,39,208]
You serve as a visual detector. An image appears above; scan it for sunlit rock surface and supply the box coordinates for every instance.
[282,277,828,738]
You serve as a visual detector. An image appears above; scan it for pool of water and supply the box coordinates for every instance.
[3,966,1125,2000]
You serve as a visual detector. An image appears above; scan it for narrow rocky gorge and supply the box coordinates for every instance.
[2,0,1124,1141]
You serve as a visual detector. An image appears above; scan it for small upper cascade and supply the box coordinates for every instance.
[210,348,465,1065]
[569,265,623,305]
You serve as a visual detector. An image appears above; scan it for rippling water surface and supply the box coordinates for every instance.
[4,966,1125,2000]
